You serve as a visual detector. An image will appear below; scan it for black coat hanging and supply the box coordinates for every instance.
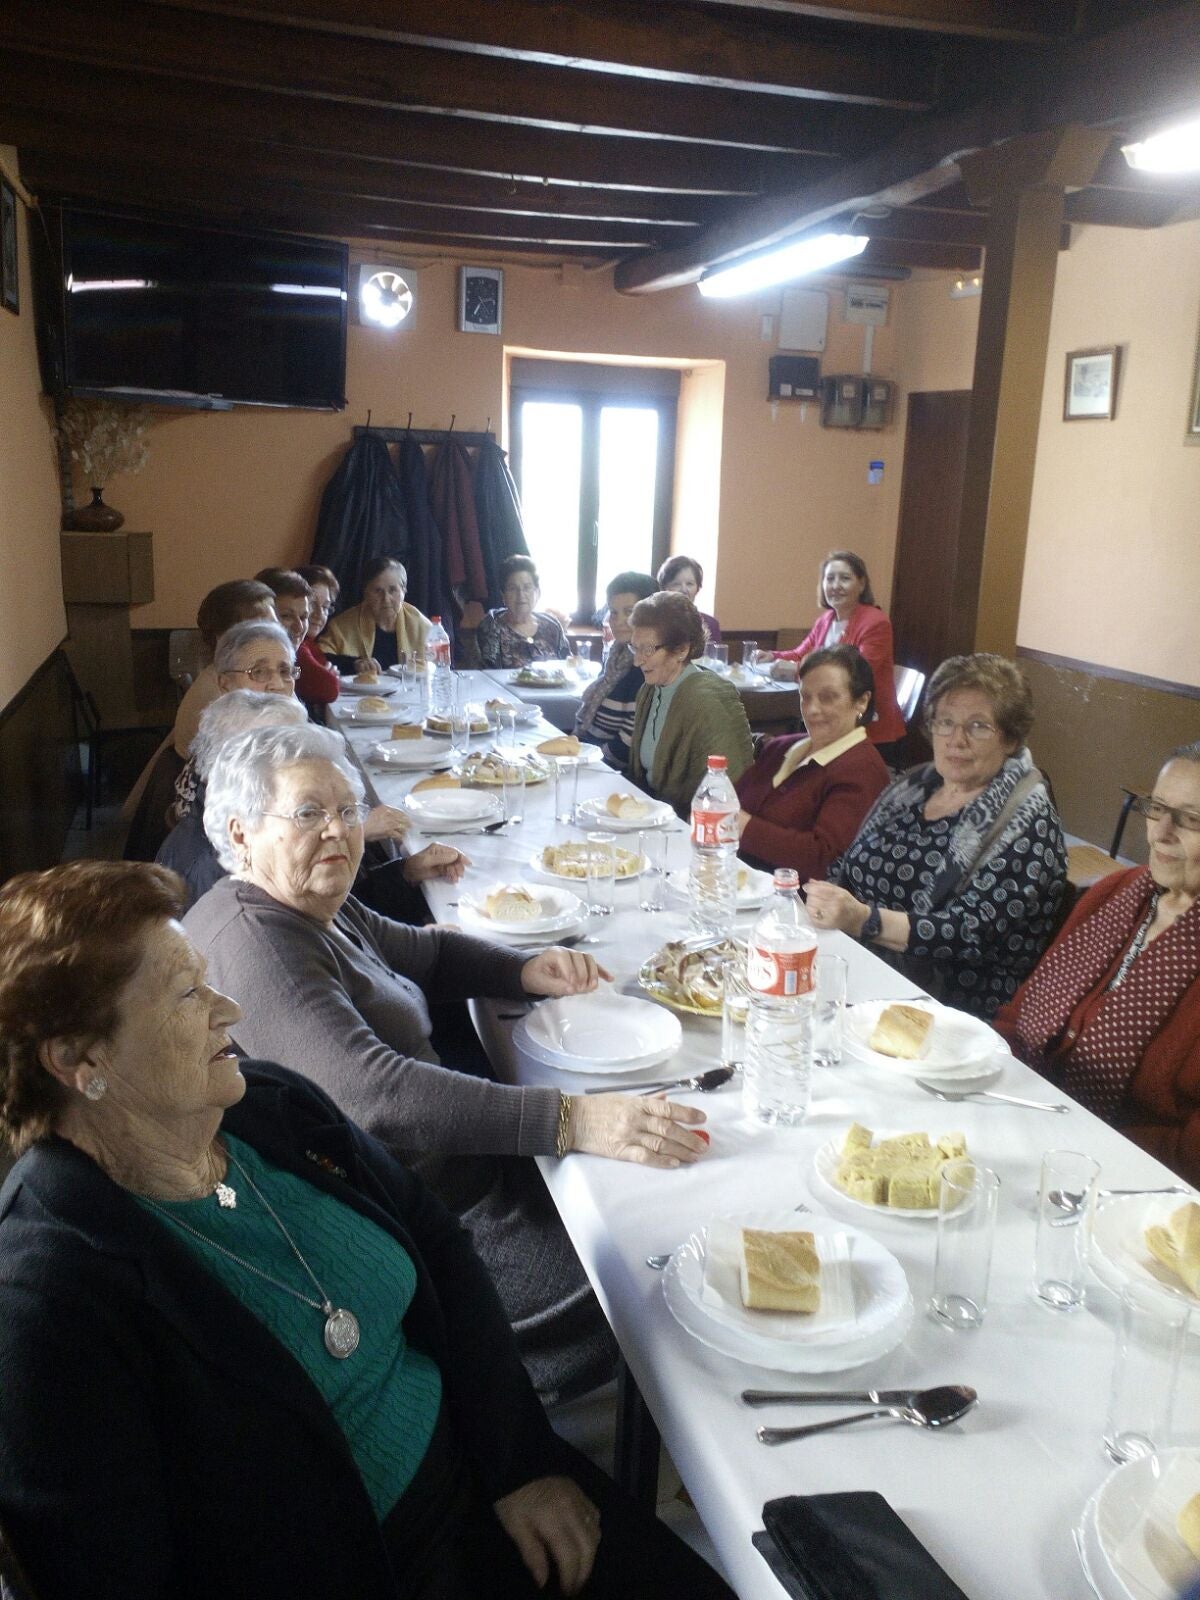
[473,438,530,607]
[310,431,409,605]
[396,433,454,644]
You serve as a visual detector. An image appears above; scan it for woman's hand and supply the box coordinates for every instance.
[804,880,871,937]
[494,1476,599,1597]
[770,659,798,682]
[521,948,612,997]
[363,804,411,844]
[354,655,383,675]
[403,843,471,884]
[569,1094,709,1168]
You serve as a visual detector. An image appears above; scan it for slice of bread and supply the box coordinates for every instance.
[605,792,650,820]
[389,724,422,741]
[1145,1201,1200,1297]
[739,1229,821,1314]
[357,696,391,713]
[538,735,582,757]
[411,773,461,794]
[482,885,541,922]
[1178,1493,1200,1561]
[869,1003,935,1060]
[354,671,380,686]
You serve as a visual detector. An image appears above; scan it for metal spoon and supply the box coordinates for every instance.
[1047,1184,1190,1225]
[583,1065,735,1096]
[757,1383,977,1445]
[915,1079,1070,1113]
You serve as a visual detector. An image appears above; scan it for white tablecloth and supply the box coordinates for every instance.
[333,675,1200,1600]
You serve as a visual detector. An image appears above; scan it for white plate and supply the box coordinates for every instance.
[459,883,584,934]
[1076,1491,1125,1600]
[526,990,682,1066]
[842,998,1001,1078]
[1089,1195,1200,1320]
[532,846,648,883]
[421,716,492,738]
[812,1135,948,1220]
[478,914,592,951]
[371,737,455,770]
[575,796,674,831]
[535,741,605,765]
[512,1013,677,1075]
[511,668,570,689]
[344,706,415,725]
[1094,1449,1200,1600]
[403,790,502,826]
[338,678,399,697]
[663,1210,913,1373]
[485,700,542,726]
[667,865,774,909]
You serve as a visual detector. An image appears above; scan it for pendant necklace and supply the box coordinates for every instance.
[143,1150,360,1359]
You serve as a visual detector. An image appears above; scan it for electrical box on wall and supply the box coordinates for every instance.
[778,288,828,352]
[860,378,894,429]
[768,354,821,401]
[820,375,865,428]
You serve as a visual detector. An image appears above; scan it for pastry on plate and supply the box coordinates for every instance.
[1178,1493,1200,1561]
[481,885,542,922]
[411,773,461,794]
[540,842,640,880]
[739,1229,821,1314]
[389,723,421,740]
[1144,1200,1200,1297]
[605,792,651,820]
[833,1124,967,1210]
[354,671,380,686]
[537,734,582,758]
[868,1003,935,1060]
[357,695,390,713]
[638,938,742,1014]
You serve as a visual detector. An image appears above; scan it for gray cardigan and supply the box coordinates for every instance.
[184,878,560,1163]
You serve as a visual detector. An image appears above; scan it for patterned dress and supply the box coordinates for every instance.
[476,610,568,669]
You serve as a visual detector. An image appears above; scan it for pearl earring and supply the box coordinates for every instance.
[83,1075,108,1102]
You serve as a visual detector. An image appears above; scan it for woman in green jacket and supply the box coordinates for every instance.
[627,590,753,816]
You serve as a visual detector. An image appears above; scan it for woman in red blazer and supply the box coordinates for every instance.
[736,645,890,878]
[765,550,905,745]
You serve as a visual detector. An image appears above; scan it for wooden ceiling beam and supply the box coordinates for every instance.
[142,0,943,107]
[687,0,1074,42]
[0,50,822,196]
[1064,186,1200,228]
[856,237,982,271]
[0,1,908,156]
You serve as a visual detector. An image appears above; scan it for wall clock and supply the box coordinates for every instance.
[458,266,503,335]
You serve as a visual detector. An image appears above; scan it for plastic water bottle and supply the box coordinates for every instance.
[426,616,453,714]
[688,755,739,939]
[743,868,818,1126]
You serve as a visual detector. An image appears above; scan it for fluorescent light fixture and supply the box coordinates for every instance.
[698,233,869,299]
[68,278,154,293]
[1122,115,1200,173]
[269,283,346,298]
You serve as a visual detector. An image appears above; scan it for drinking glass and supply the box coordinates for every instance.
[1033,1150,1100,1312]
[554,758,580,825]
[812,954,848,1068]
[461,700,487,759]
[639,827,669,912]
[585,831,616,917]
[502,763,526,825]
[741,639,758,671]
[1104,1284,1187,1463]
[929,1160,1000,1331]
[448,710,470,763]
[721,958,750,1071]
[497,705,518,747]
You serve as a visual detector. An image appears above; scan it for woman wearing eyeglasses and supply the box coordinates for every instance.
[995,743,1200,1183]
[185,723,709,1406]
[805,654,1067,1019]
[213,619,302,697]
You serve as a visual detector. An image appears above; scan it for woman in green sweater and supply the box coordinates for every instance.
[626,589,753,816]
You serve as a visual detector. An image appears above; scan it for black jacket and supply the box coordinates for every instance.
[0,1064,557,1600]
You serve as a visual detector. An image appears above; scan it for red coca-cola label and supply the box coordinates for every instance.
[691,806,738,848]
[747,941,816,998]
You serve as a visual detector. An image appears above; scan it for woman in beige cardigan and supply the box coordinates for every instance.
[319,557,431,673]
[627,590,753,816]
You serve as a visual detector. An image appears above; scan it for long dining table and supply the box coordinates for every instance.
[331,671,1199,1600]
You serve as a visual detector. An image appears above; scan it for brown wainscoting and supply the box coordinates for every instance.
[0,647,81,884]
[1016,648,1200,863]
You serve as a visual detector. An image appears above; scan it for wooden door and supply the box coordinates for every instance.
[889,391,975,680]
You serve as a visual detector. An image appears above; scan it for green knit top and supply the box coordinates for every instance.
[138,1134,442,1521]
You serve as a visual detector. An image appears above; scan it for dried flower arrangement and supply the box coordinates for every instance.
[55,397,152,489]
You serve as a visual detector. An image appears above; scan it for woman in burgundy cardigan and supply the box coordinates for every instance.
[994,742,1200,1185]
[764,550,905,746]
[736,645,890,878]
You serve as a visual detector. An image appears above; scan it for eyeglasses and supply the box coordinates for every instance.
[262,802,371,833]
[228,664,303,684]
[1133,796,1200,833]
[928,717,998,742]
[631,643,667,663]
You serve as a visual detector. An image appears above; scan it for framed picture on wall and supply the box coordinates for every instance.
[1187,324,1200,445]
[0,179,18,316]
[1063,345,1119,421]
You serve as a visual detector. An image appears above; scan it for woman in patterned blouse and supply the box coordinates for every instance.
[805,654,1067,1019]
[476,556,568,669]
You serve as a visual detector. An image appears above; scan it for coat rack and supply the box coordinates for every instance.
[353,411,495,448]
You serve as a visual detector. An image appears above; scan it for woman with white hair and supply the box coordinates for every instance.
[184,723,709,1403]
[213,618,302,695]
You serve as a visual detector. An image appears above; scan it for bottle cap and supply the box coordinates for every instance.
[431,615,441,623]
[772,868,800,891]
[707,755,728,770]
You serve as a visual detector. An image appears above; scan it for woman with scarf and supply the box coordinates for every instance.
[995,743,1200,1183]
[573,571,657,766]
[805,654,1067,1019]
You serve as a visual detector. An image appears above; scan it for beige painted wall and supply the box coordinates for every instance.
[0,147,66,711]
[91,249,898,633]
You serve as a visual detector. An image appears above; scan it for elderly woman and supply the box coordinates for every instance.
[627,590,753,816]
[477,556,569,669]
[184,724,707,1402]
[213,617,302,697]
[320,557,431,674]
[657,555,720,644]
[172,578,278,758]
[765,551,905,748]
[806,653,1066,1019]
[298,562,340,642]
[735,646,890,877]
[574,570,657,766]
[0,861,732,1600]
[995,743,1200,1183]
[257,566,339,711]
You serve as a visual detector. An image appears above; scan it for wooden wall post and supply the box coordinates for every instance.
[954,125,1112,659]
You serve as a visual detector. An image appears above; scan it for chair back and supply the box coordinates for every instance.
[168,629,205,693]
[893,663,926,724]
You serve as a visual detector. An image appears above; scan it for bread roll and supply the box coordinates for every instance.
[482,885,540,922]
[868,1003,934,1060]
[389,724,422,741]
[357,696,390,713]
[411,773,460,794]
[605,792,650,820]
[739,1229,821,1314]
[1144,1201,1200,1297]
[354,671,380,686]
[1178,1493,1200,1561]
[538,735,582,757]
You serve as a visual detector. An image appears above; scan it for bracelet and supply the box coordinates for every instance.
[555,1093,573,1159]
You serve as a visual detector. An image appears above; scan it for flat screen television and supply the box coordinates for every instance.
[54,207,348,410]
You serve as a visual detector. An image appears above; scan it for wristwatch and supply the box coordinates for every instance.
[859,904,882,943]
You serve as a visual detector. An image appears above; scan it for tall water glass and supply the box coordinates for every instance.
[462,701,488,760]
[585,832,615,917]
[1105,1284,1187,1463]
[721,958,750,1071]
[741,639,758,671]
[639,827,669,912]
[554,758,580,825]
[1033,1150,1100,1311]
[502,764,526,825]
[497,705,518,747]
[812,954,848,1068]
[741,995,811,1126]
[929,1160,1001,1331]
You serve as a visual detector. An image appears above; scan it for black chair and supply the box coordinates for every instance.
[64,663,169,831]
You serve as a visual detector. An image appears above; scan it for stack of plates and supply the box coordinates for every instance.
[1076,1450,1200,1600]
[459,884,586,946]
[344,705,413,725]
[338,677,398,697]
[842,999,1008,1084]
[575,796,674,831]
[513,992,682,1076]
[662,1209,913,1373]
[666,865,774,910]
[371,736,454,770]
[401,790,502,830]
